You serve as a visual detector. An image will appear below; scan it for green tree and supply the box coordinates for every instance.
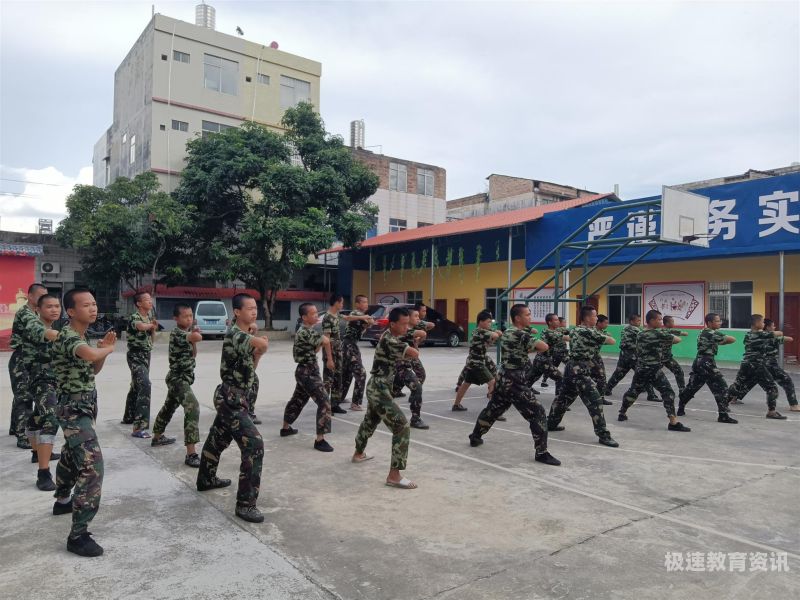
[175,103,378,328]
[56,172,192,296]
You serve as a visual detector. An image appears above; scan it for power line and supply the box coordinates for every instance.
[0,177,75,187]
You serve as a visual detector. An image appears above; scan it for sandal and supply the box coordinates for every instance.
[766,412,787,420]
[385,477,417,489]
[351,454,374,463]
[451,404,468,411]
[349,404,364,411]
[132,430,152,439]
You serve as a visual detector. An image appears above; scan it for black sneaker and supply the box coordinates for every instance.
[151,435,177,447]
[668,422,691,432]
[766,412,788,420]
[548,424,565,432]
[541,382,549,388]
[451,404,468,412]
[184,453,201,468]
[496,415,507,421]
[16,438,32,450]
[602,399,613,405]
[235,505,265,523]
[718,413,738,424]
[677,404,686,417]
[197,476,232,491]
[331,406,347,414]
[598,436,619,448]
[53,500,73,515]
[534,452,561,466]
[280,427,298,437]
[249,414,262,425]
[647,396,662,402]
[468,434,483,447]
[36,469,56,491]
[617,413,628,421]
[313,439,334,452]
[67,532,103,557]
[410,418,429,430]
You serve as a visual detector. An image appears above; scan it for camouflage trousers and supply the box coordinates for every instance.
[284,363,331,435]
[457,357,498,388]
[605,354,658,400]
[393,363,423,418]
[620,365,676,418]
[725,362,778,411]
[542,351,567,385]
[591,356,607,400]
[471,368,548,455]
[766,358,797,406]
[124,351,151,430]
[55,392,103,539]
[527,354,563,393]
[341,340,366,406]
[8,349,33,442]
[198,383,264,507]
[26,378,60,445]
[355,376,410,470]
[152,380,200,445]
[679,357,730,414]
[248,373,259,417]
[547,360,612,439]
[323,340,343,407]
[662,357,686,393]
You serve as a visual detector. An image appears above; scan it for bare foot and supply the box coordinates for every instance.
[790,406,800,412]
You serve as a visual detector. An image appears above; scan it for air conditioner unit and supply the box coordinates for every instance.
[40,262,61,275]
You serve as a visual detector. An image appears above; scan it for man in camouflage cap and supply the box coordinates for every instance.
[677,312,738,423]
[763,318,798,412]
[123,291,157,438]
[617,310,690,431]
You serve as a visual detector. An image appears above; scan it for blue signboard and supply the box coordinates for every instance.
[526,172,800,269]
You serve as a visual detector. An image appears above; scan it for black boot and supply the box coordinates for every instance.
[67,532,104,557]
[36,469,56,491]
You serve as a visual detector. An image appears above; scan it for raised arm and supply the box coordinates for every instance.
[78,331,116,374]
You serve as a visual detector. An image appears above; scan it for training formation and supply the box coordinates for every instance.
[6,283,798,558]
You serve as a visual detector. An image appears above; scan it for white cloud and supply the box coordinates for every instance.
[0,165,93,233]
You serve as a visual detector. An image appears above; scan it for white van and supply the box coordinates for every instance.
[194,301,229,338]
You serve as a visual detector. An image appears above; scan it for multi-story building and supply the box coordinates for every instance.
[447,174,598,220]
[93,4,322,193]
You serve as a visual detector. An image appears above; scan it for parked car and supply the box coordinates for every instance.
[361,304,466,347]
[195,300,229,338]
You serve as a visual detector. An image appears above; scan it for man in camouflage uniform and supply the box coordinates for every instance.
[393,307,432,429]
[52,288,116,557]
[660,315,687,395]
[604,314,660,402]
[8,283,48,448]
[341,294,375,411]
[197,293,268,523]
[469,304,562,466]
[282,302,335,451]
[547,305,620,447]
[123,292,157,437]
[25,294,62,490]
[453,310,501,411]
[541,316,569,388]
[590,314,612,406]
[151,304,203,466]
[527,313,566,395]
[617,310,691,431]
[677,312,738,423]
[322,294,347,414]
[353,306,418,488]
[763,318,798,411]
[724,314,788,419]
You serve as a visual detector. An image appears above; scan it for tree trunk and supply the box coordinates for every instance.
[260,287,272,330]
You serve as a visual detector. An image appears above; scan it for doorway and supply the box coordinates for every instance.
[455,299,469,334]
[434,299,447,320]
[766,293,800,362]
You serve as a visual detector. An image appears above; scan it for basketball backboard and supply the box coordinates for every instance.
[660,186,710,247]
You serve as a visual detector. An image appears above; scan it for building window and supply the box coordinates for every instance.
[280,75,311,109]
[159,124,166,131]
[389,163,407,192]
[257,73,270,85]
[173,50,190,63]
[389,218,407,232]
[417,168,435,197]
[407,291,423,305]
[171,119,189,132]
[122,133,127,144]
[201,120,234,138]
[708,281,752,329]
[204,53,238,95]
[485,288,508,328]
[129,134,136,165]
[607,283,642,325]
[417,221,433,228]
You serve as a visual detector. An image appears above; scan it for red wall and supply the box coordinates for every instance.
[0,256,35,350]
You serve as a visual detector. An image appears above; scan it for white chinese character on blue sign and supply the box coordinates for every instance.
[627,215,656,243]
[758,190,799,237]
[588,216,614,241]
[708,199,738,240]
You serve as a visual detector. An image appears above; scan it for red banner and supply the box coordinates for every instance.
[0,256,36,344]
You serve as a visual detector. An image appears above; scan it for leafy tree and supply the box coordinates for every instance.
[175,103,378,328]
[56,172,192,297]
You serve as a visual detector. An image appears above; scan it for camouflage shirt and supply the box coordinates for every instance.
[370,330,410,380]
[321,311,341,342]
[11,304,47,366]
[167,327,196,385]
[696,328,727,358]
[127,311,154,353]
[9,303,36,349]
[765,335,784,360]
[569,326,608,362]
[29,324,56,384]
[553,327,570,354]
[500,326,539,371]
[219,324,256,390]
[467,328,494,367]
[540,328,564,359]
[636,328,675,367]
[343,310,370,342]
[742,330,777,365]
[52,325,95,394]
[398,321,429,366]
[619,324,640,357]
[294,326,322,365]
[661,328,684,360]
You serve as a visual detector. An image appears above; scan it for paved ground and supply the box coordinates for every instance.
[1,339,799,599]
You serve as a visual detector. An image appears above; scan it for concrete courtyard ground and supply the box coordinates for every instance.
[1,339,799,599]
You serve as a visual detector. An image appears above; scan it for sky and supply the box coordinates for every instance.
[1,0,798,232]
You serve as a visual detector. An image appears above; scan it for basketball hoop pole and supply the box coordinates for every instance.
[779,251,785,365]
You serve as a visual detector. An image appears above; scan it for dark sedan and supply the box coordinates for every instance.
[361,304,466,347]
